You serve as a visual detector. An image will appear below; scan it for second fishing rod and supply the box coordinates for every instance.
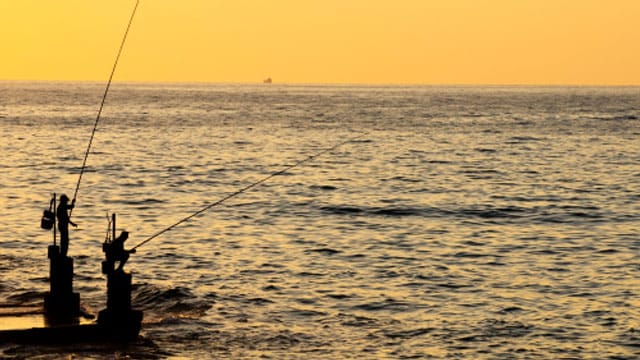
[130,131,369,251]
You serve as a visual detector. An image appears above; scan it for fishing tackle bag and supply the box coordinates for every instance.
[41,209,55,230]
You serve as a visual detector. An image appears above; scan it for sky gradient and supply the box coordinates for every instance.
[1,0,639,85]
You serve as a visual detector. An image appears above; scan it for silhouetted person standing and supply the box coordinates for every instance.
[57,194,76,257]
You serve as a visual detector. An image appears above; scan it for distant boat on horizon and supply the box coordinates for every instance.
[263,77,272,84]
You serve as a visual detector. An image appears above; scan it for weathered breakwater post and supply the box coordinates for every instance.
[98,213,143,340]
[42,193,80,324]
[44,245,81,323]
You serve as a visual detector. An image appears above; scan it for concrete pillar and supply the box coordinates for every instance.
[44,245,80,321]
[98,270,143,339]
[106,271,132,313]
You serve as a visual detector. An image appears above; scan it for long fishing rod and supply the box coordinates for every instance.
[71,0,140,214]
[131,132,368,250]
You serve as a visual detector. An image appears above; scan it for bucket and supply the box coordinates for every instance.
[41,209,55,230]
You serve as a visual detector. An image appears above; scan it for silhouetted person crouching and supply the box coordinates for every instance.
[105,231,136,272]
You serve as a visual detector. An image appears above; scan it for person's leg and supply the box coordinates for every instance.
[116,252,129,271]
[60,228,69,257]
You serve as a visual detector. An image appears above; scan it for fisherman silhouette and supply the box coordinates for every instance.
[105,231,136,272]
[56,194,77,257]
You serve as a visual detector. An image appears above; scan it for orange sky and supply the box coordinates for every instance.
[1,0,639,85]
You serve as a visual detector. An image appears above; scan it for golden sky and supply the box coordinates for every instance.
[1,0,639,85]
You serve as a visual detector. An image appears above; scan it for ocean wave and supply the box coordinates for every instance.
[5,290,45,306]
[107,198,166,205]
[325,293,353,300]
[305,248,341,255]
[336,313,379,327]
[457,319,533,342]
[308,184,337,191]
[383,176,423,183]
[382,327,433,339]
[457,206,529,219]
[505,136,544,143]
[320,205,365,215]
[320,205,435,217]
[320,204,529,220]
[320,203,611,224]
[475,148,498,153]
[133,284,211,318]
[285,307,328,318]
[587,114,638,121]
[352,298,414,312]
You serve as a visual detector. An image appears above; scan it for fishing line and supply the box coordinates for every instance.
[71,0,140,213]
[131,131,369,250]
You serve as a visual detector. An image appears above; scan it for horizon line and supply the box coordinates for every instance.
[1,78,640,88]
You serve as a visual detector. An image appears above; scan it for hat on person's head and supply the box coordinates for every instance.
[60,194,69,202]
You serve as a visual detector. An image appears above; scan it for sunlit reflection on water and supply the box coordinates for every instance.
[0,82,639,358]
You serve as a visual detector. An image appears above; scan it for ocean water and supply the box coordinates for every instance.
[0,81,639,359]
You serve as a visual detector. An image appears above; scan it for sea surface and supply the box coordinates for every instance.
[0,81,639,359]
